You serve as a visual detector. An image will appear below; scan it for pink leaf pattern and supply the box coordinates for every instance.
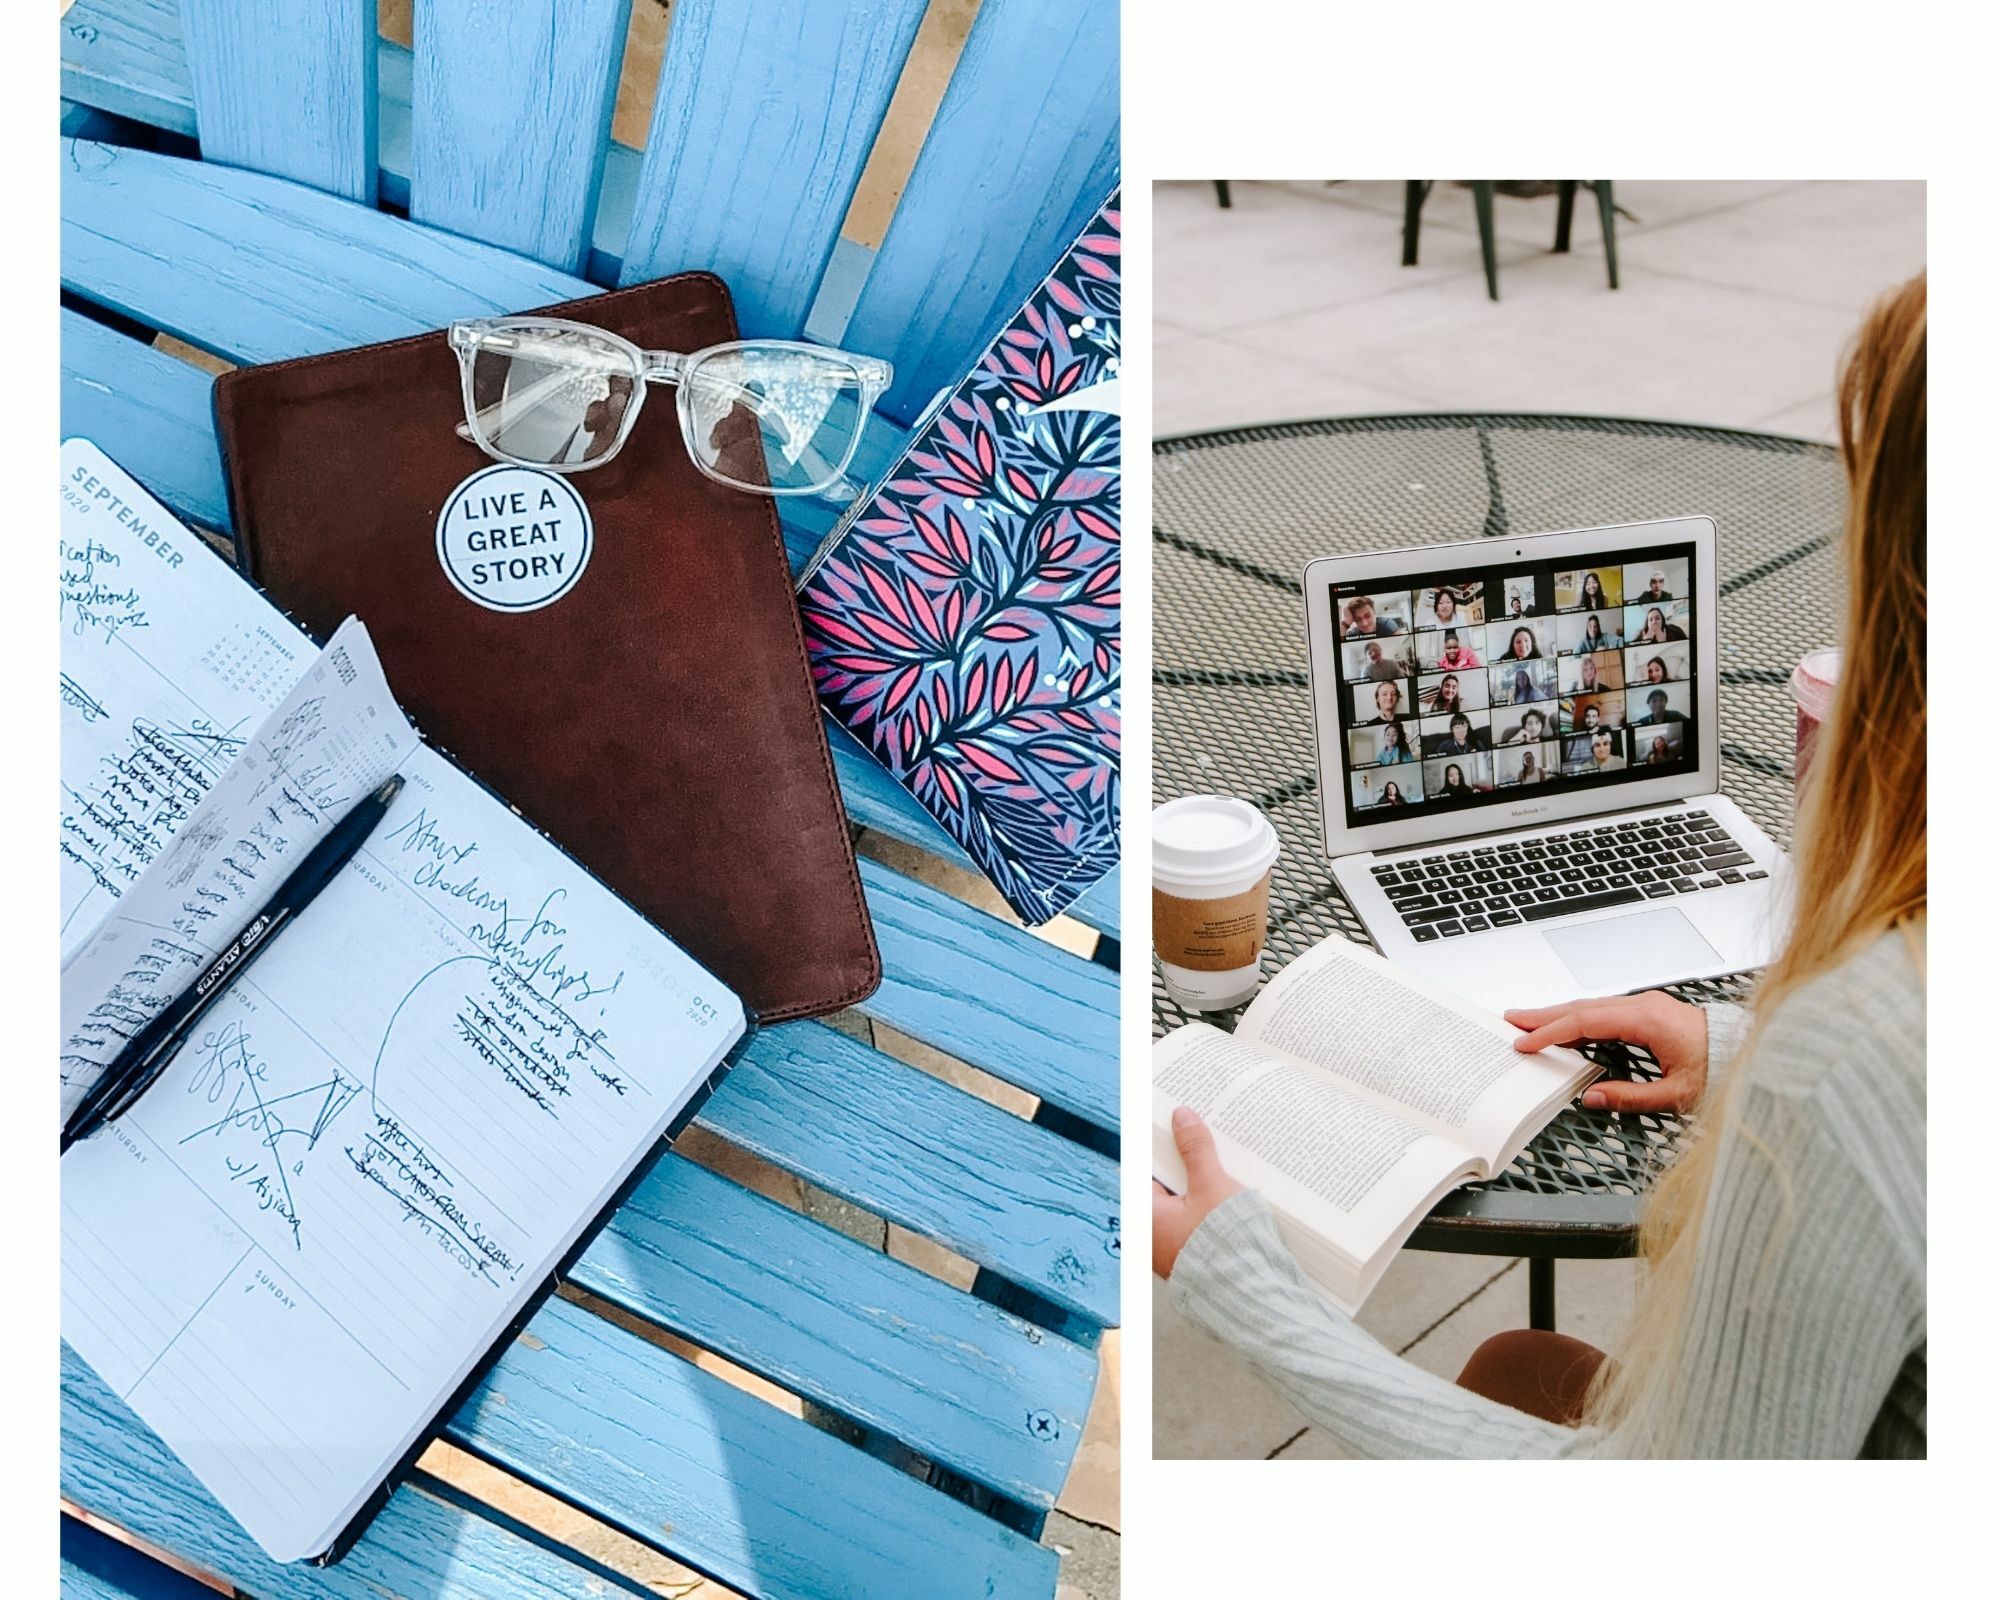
[800,192,1122,924]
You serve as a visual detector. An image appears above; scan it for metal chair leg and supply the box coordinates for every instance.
[1401,180,1428,265]
[1594,180,1619,289]
[1529,1256,1557,1331]
[1470,180,1499,300]
[1553,180,1577,252]
[1213,180,1232,209]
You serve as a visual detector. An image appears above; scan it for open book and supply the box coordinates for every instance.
[1152,937,1600,1315]
[59,440,749,1563]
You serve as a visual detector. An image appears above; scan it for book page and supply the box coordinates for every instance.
[1152,1024,1477,1280]
[58,445,747,1562]
[1235,936,1598,1166]
[59,439,315,960]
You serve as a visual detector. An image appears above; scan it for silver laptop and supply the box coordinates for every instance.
[1303,516,1790,1014]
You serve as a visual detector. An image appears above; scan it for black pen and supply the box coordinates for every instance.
[60,773,408,1154]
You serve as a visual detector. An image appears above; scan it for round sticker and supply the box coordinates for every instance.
[435,464,594,613]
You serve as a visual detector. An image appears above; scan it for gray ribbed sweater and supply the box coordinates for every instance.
[1169,926,1926,1457]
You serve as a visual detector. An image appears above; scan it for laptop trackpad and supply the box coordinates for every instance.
[1541,908,1721,990]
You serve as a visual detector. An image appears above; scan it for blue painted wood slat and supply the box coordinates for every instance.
[60,310,230,534]
[62,1348,633,1600]
[177,0,378,203]
[66,0,1121,374]
[410,0,631,273]
[570,1156,1098,1511]
[60,1517,222,1600]
[1061,867,1120,941]
[61,3,662,283]
[845,0,1119,422]
[61,141,585,364]
[698,1020,1120,1328]
[619,0,927,341]
[61,0,193,137]
[853,857,1120,1130]
[452,1295,1058,1600]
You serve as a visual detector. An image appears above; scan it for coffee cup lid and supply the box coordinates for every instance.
[1152,795,1280,888]
[1789,647,1842,716]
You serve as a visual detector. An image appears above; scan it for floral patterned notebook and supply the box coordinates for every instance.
[799,191,1121,925]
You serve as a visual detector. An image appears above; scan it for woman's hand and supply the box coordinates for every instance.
[1504,990,1711,1113]
[1152,1107,1245,1279]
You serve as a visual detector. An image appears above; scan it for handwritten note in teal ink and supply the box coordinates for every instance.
[59,613,417,1124]
[59,440,313,961]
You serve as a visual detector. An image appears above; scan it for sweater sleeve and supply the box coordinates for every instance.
[1169,1188,1587,1457]
[1167,940,1924,1458]
[1626,987,1925,1456]
[1703,1001,1752,1088]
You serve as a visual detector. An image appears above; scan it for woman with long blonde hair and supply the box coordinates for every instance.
[1153,275,1926,1457]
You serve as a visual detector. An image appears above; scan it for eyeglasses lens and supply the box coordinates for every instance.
[467,324,639,468]
[682,346,870,493]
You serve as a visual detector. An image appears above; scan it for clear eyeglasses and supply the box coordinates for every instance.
[447,316,894,497]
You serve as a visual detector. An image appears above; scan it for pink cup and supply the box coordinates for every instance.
[1789,647,1841,793]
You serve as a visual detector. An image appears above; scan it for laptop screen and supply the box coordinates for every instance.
[1327,540,1699,830]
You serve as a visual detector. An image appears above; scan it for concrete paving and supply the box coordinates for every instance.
[1151,177,1925,1459]
[1156,178,1925,442]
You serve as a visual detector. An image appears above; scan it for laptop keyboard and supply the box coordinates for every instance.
[1367,809,1769,943]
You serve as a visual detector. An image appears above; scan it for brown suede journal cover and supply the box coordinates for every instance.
[212,273,879,1022]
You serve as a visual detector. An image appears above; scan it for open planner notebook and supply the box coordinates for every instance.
[58,439,749,1563]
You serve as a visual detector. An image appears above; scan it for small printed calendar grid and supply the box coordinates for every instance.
[198,622,309,709]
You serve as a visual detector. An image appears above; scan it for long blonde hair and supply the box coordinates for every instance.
[1585,274,1928,1445]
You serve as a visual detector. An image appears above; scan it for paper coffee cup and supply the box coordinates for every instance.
[1789,647,1841,793]
[1152,795,1281,1012]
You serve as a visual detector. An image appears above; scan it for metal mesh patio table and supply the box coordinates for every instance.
[1152,413,1846,1326]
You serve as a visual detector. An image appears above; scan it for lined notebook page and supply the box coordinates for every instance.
[60,613,417,1122]
[60,439,314,961]
[58,442,747,1561]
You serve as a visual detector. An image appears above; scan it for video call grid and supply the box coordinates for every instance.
[1332,549,1696,821]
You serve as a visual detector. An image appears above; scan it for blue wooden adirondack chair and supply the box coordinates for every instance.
[58,3,1120,1596]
